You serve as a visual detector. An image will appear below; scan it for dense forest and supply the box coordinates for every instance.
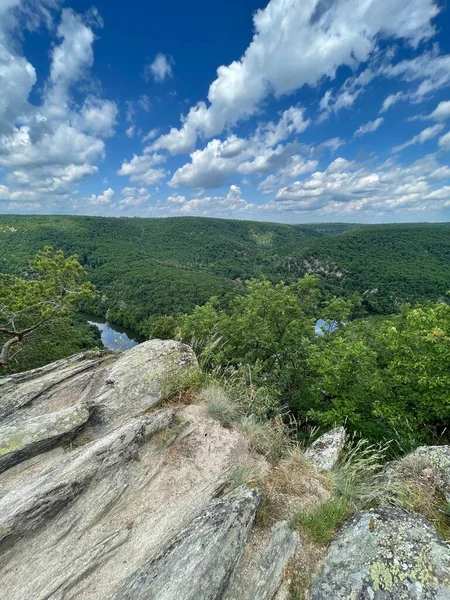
[0,216,449,450]
[1,215,449,336]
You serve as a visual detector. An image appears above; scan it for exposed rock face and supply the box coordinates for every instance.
[305,426,346,471]
[0,341,288,600]
[116,486,261,600]
[387,445,450,502]
[223,521,298,600]
[310,506,450,599]
[0,404,91,473]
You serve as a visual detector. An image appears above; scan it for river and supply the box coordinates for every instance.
[84,314,145,351]
[85,315,335,351]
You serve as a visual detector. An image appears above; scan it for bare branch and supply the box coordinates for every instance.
[0,336,20,367]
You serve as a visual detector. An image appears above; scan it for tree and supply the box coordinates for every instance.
[0,247,96,367]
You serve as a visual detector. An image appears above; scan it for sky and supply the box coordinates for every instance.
[1,0,450,223]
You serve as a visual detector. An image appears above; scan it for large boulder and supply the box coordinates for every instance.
[310,506,450,599]
[116,485,261,600]
[387,445,450,502]
[0,341,279,600]
[305,426,346,471]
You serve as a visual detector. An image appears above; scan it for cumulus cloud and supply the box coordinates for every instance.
[438,131,450,151]
[152,0,439,153]
[119,186,151,207]
[392,124,444,153]
[273,154,450,215]
[144,53,173,82]
[354,117,384,137]
[87,187,114,205]
[0,3,116,206]
[164,185,253,216]
[167,107,313,189]
[118,152,166,185]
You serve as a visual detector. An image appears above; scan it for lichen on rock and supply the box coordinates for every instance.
[310,506,450,599]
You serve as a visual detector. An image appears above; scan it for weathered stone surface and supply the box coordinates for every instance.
[0,342,265,600]
[388,445,450,502]
[0,340,197,430]
[115,485,261,600]
[0,417,147,544]
[223,521,298,600]
[310,506,450,599]
[305,426,345,471]
[0,404,91,473]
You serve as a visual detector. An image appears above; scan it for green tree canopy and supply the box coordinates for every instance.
[0,247,96,367]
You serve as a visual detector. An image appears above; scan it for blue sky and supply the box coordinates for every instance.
[1,0,450,222]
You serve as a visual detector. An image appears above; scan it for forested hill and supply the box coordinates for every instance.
[0,214,449,334]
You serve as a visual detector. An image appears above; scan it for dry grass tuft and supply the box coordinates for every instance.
[238,415,291,461]
[199,383,240,426]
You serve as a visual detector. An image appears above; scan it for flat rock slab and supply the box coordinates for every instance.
[310,506,450,599]
[115,485,261,600]
[0,404,91,473]
[305,426,345,471]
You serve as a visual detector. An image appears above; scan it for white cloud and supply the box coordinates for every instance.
[163,185,253,216]
[88,187,114,205]
[392,124,444,153]
[273,154,450,215]
[428,101,450,122]
[380,92,405,113]
[167,106,312,189]
[79,98,118,138]
[142,128,159,142]
[0,3,115,206]
[119,187,151,207]
[126,126,135,138]
[118,152,167,185]
[438,131,450,151]
[354,117,384,137]
[152,0,439,153]
[46,9,96,107]
[144,53,173,83]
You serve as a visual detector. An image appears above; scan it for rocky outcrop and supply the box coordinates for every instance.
[0,403,91,473]
[0,341,290,600]
[387,445,450,502]
[223,521,298,600]
[305,426,346,471]
[116,486,261,600]
[310,506,450,599]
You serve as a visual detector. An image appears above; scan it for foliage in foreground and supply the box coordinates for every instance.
[169,276,449,449]
[0,247,98,372]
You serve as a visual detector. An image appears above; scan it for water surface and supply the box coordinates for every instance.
[85,315,145,351]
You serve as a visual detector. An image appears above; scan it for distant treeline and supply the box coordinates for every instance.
[0,215,449,335]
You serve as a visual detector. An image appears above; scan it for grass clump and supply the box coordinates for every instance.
[239,415,290,460]
[200,383,239,426]
[225,465,262,492]
[292,439,389,544]
[293,496,350,544]
[387,454,450,540]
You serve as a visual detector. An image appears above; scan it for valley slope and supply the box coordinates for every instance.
[0,215,449,335]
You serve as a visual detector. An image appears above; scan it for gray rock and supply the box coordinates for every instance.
[0,342,268,600]
[389,445,450,502]
[305,426,346,471]
[310,506,450,599]
[223,521,298,600]
[0,340,197,431]
[115,485,261,600]
[0,416,147,544]
[0,404,91,473]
